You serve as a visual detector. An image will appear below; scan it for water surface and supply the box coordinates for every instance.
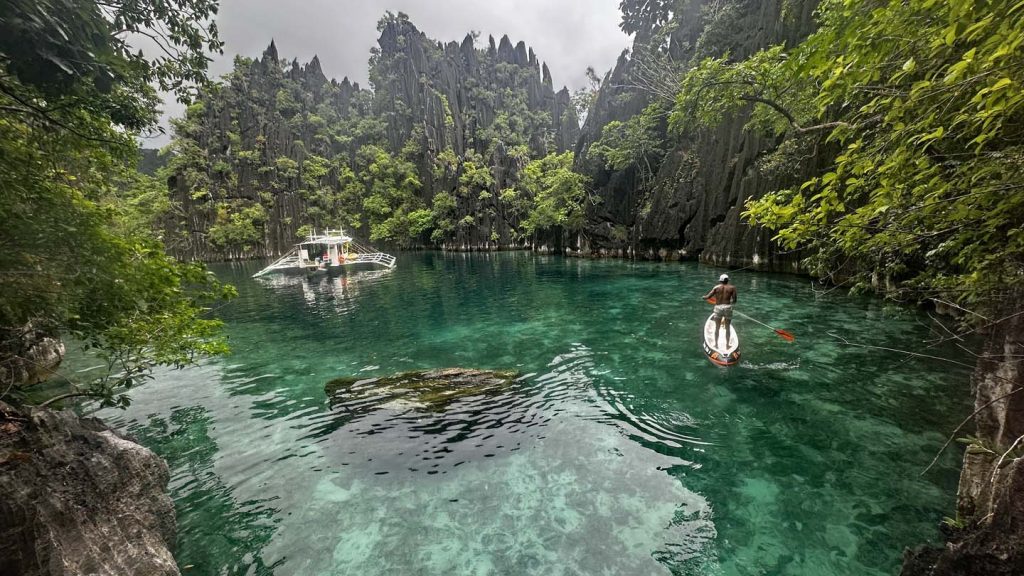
[96,252,972,575]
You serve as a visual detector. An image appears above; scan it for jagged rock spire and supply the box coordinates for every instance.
[498,35,514,62]
[262,39,278,63]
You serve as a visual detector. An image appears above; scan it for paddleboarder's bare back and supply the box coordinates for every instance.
[702,274,737,348]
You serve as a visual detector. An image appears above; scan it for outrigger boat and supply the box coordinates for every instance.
[253,228,396,278]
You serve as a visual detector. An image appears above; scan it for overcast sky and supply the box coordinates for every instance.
[142,0,631,147]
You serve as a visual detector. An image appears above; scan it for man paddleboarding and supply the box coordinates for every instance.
[702,274,737,349]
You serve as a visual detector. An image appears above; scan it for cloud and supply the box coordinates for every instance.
[142,0,630,147]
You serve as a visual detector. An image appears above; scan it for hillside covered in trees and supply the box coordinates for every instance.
[162,13,586,260]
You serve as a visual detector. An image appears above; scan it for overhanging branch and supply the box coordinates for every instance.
[0,83,126,146]
[738,95,847,134]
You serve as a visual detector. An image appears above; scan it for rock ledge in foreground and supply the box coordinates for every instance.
[0,401,179,576]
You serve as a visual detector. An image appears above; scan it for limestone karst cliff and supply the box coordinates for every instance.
[164,14,578,261]
[573,0,821,270]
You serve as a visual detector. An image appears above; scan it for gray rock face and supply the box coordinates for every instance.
[359,19,581,250]
[166,46,369,262]
[168,18,579,261]
[0,402,179,576]
[574,0,820,271]
[0,324,65,389]
[900,312,1024,576]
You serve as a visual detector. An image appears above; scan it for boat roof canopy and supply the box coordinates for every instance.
[297,229,352,245]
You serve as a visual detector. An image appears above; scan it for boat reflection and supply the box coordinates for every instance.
[255,267,395,312]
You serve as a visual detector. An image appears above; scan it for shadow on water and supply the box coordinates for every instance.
[93,252,973,576]
[310,369,549,476]
[107,406,285,575]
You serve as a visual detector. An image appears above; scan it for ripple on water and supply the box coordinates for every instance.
[89,254,972,576]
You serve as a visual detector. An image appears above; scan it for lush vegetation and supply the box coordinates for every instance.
[592,102,667,192]
[520,152,593,238]
[587,0,1022,314]
[164,13,584,255]
[0,0,234,406]
[668,0,1024,312]
[3,0,1019,411]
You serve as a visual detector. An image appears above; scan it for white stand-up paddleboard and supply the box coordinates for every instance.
[703,314,740,366]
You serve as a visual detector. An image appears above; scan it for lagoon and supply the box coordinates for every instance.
[97,252,971,575]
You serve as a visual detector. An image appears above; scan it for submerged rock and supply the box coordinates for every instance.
[0,401,179,576]
[325,368,518,412]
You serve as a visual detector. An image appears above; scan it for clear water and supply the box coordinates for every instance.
[94,252,972,576]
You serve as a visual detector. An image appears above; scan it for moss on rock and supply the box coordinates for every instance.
[325,368,518,412]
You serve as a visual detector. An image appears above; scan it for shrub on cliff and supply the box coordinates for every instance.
[520,152,594,239]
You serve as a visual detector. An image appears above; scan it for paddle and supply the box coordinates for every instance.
[705,297,796,342]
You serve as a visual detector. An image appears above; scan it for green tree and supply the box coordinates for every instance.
[592,102,668,189]
[669,46,820,137]
[618,0,677,42]
[520,152,593,237]
[358,145,426,246]
[207,204,268,251]
[0,0,223,133]
[571,66,603,122]
[0,0,233,407]
[672,0,1024,313]
[457,151,495,197]
[429,192,458,243]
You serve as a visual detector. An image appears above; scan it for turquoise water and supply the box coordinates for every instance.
[95,252,972,575]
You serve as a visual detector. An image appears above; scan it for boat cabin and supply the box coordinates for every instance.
[297,232,355,268]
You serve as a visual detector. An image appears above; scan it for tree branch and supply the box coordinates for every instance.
[37,391,106,408]
[991,433,1024,485]
[737,95,847,134]
[922,386,1024,476]
[0,83,125,146]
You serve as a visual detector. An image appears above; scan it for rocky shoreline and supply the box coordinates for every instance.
[0,402,179,576]
[899,313,1024,575]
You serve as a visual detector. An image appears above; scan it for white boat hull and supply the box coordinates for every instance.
[254,251,396,278]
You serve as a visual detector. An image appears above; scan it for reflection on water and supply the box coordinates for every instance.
[120,402,284,574]
[96,253,972,576]
[256,267,396,314]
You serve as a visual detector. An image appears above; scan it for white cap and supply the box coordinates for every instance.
[719,274,729,282]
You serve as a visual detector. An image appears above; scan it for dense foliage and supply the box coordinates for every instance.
[592,103,667,189]
[671,0,1024,311]
[164,14,582,256]
[0,0,234,406]
[520,152,593,237]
